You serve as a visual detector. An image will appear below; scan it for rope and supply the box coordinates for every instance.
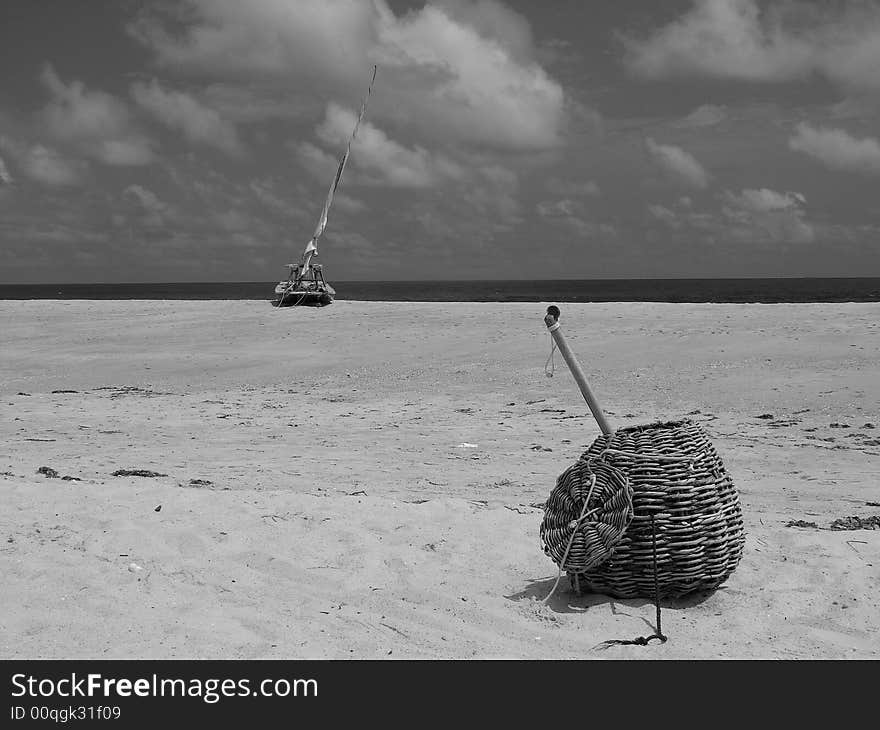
[544,334,556,377]
[275,284,313,308]
[593,514,668,649]
[543,474,597,603]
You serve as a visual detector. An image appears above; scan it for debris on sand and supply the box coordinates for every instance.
[505,505,539,514]
[51,389,78,394]
[785,520,818,528]
[188,479,213,487]
[864,423,876,429]
[829,515,880,531]
[37,466,59,478]
[829,422,850,429]
[755,413,774,420]
[17,392,31,396]
[112,469,167,478]
[61,475,81,481]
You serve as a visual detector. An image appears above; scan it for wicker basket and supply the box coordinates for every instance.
[541,460,634,574]
[546,419,745,599]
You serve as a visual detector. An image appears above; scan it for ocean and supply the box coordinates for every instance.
[1,278,879,303]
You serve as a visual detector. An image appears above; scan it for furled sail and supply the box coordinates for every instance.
[301,65,377,268]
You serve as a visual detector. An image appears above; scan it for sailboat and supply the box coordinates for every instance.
[272,66,377,307]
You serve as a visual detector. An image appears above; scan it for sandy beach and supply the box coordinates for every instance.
[1,299,878,659]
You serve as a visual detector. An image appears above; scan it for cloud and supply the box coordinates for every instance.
[544,178,601,198]
[789,123,880,175]
[130,0,568,150]
[622,0,880,92]
[40,65,155,165]
[0,155,12,185]
[249,178,292,214]
[315,103,465,188]
[674,104,727,128]
[200,84,320,123]
[648,204,681,228]
[131,79,243,156]
[434,0,535,62]
[293,141,340,184]
[0,136,82,185]
[721,187,814,243]
[623,0,811,82]
[536,199,579,217]
[122,184,174,227]
[645,189,816,245]
[646,138,709,189]
[536,197,614,238]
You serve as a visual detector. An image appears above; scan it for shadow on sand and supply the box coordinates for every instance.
[505,576,720,616]
[506,577,725,648]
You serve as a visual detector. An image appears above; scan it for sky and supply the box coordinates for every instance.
[1,0,880,283]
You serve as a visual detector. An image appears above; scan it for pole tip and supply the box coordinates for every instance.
[544,305,560,328]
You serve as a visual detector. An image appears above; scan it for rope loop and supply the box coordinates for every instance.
[544,334,557,378]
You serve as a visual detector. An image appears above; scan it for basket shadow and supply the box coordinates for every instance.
[505,576,722,615]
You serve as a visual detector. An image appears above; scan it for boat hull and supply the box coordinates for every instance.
[271,289,334,307]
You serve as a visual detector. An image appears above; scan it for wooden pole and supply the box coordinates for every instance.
[544,305,614,435]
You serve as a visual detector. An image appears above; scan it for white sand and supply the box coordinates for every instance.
[1,300,878,658]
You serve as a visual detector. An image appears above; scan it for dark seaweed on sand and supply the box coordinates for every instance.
[112,469,167,478]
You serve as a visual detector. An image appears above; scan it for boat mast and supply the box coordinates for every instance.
[298,65,377,278]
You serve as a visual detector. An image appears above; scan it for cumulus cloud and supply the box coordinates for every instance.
[643,188,816,245]
[648,204,681,228]
[623,0,811,82]
[0,155,12,185]
[294,141,341,184]
[544,178,601,198]
[622,0,880,92]
[314,103,465,188]
[646,138,710,189]
[0,136,81,185]
[249,178,291,213]
[130,0,568,150]
[721,187,814,243]
[40,65,155,165]
[131,79,243,156]
[675,104,727,128]
[536,199,579,217]
[435,0,535,60]
[536,197,614,238]
[789,123,880,175]
[122,184,174,227]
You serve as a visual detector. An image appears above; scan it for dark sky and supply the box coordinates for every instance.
[1,0,879,283]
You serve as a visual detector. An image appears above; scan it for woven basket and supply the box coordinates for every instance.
[576,419,744,598]
[543,419,745,599]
